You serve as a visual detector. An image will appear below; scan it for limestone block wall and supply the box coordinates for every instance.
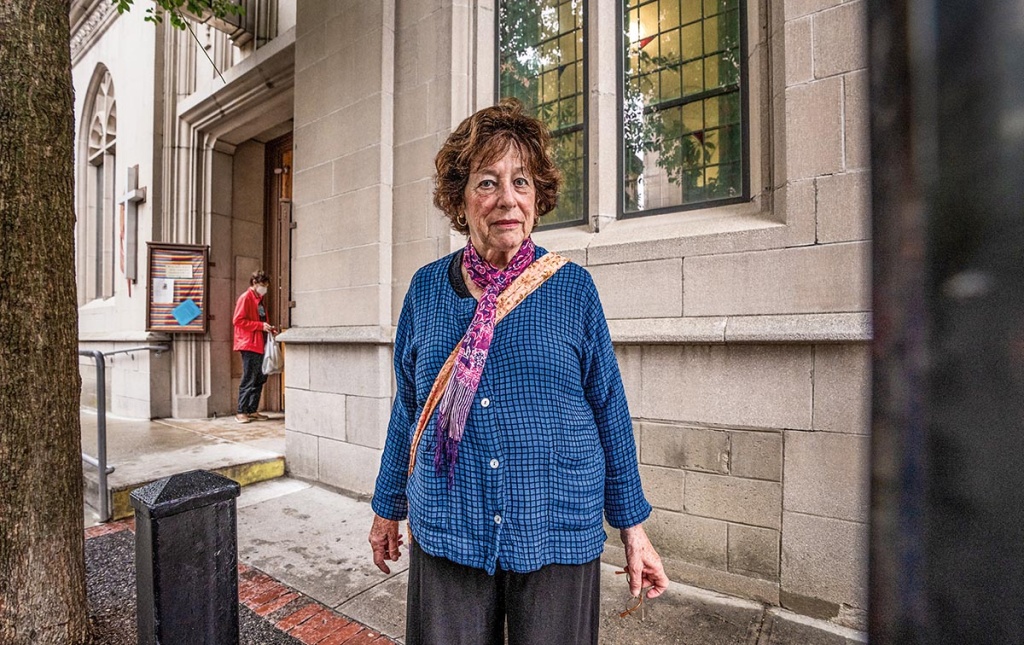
[281,343,393,493]
[284,0,496,492]
[289,0,395,329]
[288,0,397,328]
[390,0,462,321]
[604,342,870,625]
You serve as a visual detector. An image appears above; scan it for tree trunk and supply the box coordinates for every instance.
[0,0,91,643]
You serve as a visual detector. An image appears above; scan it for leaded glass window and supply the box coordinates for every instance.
[623,0,745,214]
[498,0,585,227]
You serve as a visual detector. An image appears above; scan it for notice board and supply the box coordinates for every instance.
[146,242,209,333]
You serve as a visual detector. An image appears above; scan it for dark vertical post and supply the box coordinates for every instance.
[80,349,111,521]
[869,1,1024,643]
[95,351,108,521]
[867,1,930,640]
[131,470,241,645]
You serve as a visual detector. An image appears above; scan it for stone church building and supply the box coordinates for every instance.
[71,0,871,628]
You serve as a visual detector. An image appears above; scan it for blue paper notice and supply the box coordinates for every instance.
[172,298,202,326]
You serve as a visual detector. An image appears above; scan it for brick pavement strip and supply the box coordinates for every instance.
[287,608,352,643]
[85,521,398,645]
[275,602,323,632]
[238,570,281,604]
[84,517,135,539]
[254,591,301,616]
[339,630,392,645]
[317,622,369,645]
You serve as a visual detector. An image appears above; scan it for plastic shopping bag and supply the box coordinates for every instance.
[262,333,283,375]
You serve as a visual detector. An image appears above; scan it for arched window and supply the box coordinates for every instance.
[79,68,117,302]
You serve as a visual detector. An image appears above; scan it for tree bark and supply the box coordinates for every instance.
[0,0,91,643]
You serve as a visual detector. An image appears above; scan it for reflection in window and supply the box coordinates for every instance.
[623,0,745,214]
[499,0,585,226]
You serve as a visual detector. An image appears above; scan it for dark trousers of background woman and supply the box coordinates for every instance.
[238,350,268,414]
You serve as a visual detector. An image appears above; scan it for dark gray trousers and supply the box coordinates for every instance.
[237,350,267,414]
[405,541,601,645]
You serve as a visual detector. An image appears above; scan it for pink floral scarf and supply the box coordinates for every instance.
[434,237,537,484]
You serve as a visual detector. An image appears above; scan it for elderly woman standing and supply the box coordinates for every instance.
[369,99,667,644]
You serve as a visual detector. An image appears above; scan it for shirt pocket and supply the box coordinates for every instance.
[407,426,449,533]
[549,423,605,531]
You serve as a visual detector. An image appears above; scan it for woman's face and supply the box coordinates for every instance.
[463,147,536,268]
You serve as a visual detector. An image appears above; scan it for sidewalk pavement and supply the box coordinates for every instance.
[80,413,867,644]
[230,478,867,645]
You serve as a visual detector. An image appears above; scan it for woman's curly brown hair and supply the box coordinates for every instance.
[433,98,562,235]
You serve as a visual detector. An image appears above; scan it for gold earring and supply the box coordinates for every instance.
[456,212,467,227]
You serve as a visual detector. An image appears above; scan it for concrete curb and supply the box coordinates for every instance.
[106,457,286,520]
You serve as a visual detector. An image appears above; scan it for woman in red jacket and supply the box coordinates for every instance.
[233,270,277,423]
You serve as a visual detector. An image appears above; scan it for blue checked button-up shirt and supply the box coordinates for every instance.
[371,246,651,574]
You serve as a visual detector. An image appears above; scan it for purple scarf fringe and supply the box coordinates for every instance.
[434,374,474,486]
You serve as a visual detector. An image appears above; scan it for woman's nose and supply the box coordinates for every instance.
[497,181,516,207]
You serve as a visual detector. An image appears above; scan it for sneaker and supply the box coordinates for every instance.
[235,413,252,424]
[249,412,269,421]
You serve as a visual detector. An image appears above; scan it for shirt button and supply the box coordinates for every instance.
[481,398,491,408]
[490,458,499,469]
[494,514,502,525]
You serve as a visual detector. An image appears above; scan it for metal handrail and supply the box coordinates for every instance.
[79,345,170,521]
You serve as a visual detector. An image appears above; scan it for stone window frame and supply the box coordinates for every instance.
[77,65,118,304]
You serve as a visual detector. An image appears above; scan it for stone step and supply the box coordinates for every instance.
[80,412,286,522]
[84,456,286,520]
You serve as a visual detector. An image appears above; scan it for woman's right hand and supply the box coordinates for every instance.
[262,322,274,332]
[368,514,404,574]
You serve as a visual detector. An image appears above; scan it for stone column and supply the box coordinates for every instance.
[281,0,397,494]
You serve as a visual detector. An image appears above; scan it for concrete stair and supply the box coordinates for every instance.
[81,412,286,522]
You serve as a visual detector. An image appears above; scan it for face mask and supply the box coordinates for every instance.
[255,285,268,296]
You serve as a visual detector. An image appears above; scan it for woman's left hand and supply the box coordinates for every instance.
[620,524,669,599]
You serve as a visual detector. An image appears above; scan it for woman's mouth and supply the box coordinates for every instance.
[493,220,521,229]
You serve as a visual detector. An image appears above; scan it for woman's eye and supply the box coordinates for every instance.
[513,177,530,187]
[479,180,496,189]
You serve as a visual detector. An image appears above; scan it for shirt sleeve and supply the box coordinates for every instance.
[580,277,652,529]
[371,287,418,521]
[232,292,264,332]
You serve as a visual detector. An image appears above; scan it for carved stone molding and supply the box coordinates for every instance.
[71,0,118,64]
